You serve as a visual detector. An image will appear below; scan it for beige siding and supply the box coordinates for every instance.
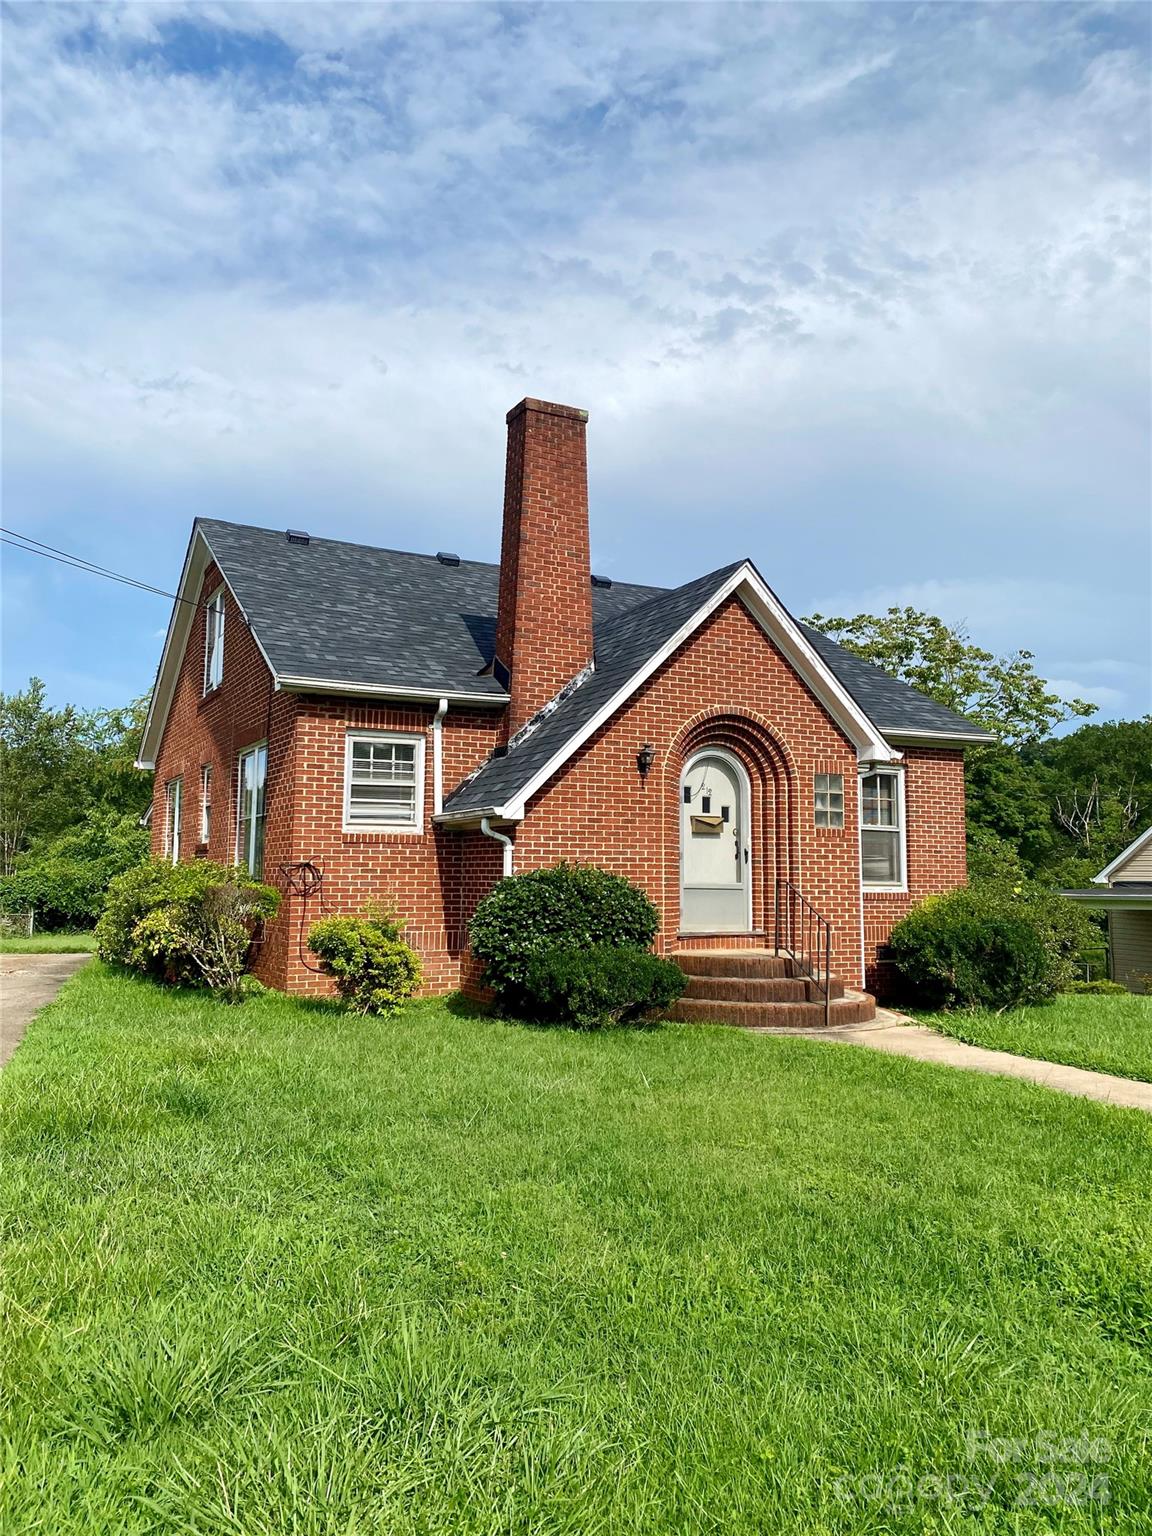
[1111,839,1152,882]
[1109,911,1152,994]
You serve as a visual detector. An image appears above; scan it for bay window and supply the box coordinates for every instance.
[344,732,423,832]
[237,743,267,876]
[861,768,904,888]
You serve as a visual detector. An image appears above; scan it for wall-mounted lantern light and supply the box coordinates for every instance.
[636,742,657,779]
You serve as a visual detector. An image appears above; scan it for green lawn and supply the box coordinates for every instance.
[2,965,1150,1535]
[926,993,1152,1085]
[0,931,96,954]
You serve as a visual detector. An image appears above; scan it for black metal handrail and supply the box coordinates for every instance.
[774,878,833,1028]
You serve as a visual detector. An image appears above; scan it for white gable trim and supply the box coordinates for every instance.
[136,526,275,770]
[1094,824,1152,884]
[446,562,898,823]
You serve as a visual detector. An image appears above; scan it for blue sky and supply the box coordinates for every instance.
[3,2,1149,724]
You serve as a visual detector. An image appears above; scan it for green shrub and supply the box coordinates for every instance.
[889,884,1076,1010]
[521,944,685,1029]
[307,911,422,1015]
[469,864,660,1011]
[96,859,280,997]
[1066,978,1128,996]
[0,812,149,929]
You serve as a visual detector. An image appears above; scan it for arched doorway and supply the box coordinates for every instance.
[680,748,752,933]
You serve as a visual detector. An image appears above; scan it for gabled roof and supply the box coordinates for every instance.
[442,560,906,819]
[1094,825,1152,884]
[138,517,994,776]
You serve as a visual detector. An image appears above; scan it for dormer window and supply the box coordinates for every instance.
[204,588,225,694]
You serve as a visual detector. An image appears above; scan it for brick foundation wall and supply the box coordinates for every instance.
[862,746,968,996]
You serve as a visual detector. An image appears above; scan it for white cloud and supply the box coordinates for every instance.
[1,3,1148,717]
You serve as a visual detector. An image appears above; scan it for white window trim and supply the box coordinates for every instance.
[859,766,908,893]
[343,730,425,835]
[814,771,845,830]
[164,777,183,864]
[203,587,225,696]
[199,764,212,844]
[236,741,267,874]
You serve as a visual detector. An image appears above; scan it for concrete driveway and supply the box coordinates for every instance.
[0,953,90,1067]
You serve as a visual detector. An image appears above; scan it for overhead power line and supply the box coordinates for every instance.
[0,526,200,607]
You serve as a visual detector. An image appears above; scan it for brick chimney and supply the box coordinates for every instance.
[494,398,594,738]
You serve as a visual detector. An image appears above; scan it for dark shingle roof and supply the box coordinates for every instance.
[197,518,992,814]
[197,518,663,698]
[797,622,995,742]
[444,563,744,814]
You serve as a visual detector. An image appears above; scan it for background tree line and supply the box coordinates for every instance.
[1,609,1148,928]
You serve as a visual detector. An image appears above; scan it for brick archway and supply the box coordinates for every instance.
[661,710,799,942]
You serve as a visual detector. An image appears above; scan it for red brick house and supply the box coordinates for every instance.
[138,398,992,1022]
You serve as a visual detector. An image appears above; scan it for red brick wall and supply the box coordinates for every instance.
[862,746,968,995]
[507,596,866,984]
[495,399,594,738]
[149,561,298,989]
[153,571,969,1002]
[277,699,501,996]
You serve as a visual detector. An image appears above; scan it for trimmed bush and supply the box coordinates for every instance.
[96,859,280,996]
[522,944,685,1029]
[1066,978,1128,996]
[469,863,660,1012]
[307,911,422,1016]
[888,882,1090,1010]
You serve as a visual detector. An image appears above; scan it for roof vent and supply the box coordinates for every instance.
[436,551,461,566]
[286,529,310,546]
[591,573,612,589]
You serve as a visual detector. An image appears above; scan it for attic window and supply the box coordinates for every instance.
[286,529,310,545]
[203,588,225,694]
[591,574,612,588]
[436,551,461,566]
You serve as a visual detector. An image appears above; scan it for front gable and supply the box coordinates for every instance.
[440,561,897,824]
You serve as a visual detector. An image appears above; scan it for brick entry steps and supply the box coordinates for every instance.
[668,950,877,1029]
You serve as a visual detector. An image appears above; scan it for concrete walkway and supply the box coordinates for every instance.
[0,953,89,1067]
[779,1009,1152,1114]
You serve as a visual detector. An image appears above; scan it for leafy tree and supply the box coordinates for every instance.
[0,679,88,874]
[1026,717,1152,866]
[803,607,1095,746]
[0,679,151,870]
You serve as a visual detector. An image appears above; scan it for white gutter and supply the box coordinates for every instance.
[277,676,507,707]
[431,696,448,815]
[480,816,514,877]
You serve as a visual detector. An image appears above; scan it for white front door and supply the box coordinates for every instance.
[680,750,751,933]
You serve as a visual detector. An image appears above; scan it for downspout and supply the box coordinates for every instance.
[431,696,448,815]
[480,816,514,878]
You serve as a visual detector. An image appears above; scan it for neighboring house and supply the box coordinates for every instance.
[1064,827,1152,994]
[138,398,992,1016]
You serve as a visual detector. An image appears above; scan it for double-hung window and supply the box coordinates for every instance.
[861,769,904,888]
[164,778,183,864]
[204,589,225,694]
[815,772,845,828]
[237,744,267,876]
[344,732,423,832]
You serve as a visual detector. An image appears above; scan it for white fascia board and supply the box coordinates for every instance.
[136,528,209,769]
[883,727,997,748]
[136,526,279,770]
[1094,824,1152,884]
[279,677,509,708]
[487,563,895,819]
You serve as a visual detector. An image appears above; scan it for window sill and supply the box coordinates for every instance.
[341,826,424,839]
[863,884,909,896]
